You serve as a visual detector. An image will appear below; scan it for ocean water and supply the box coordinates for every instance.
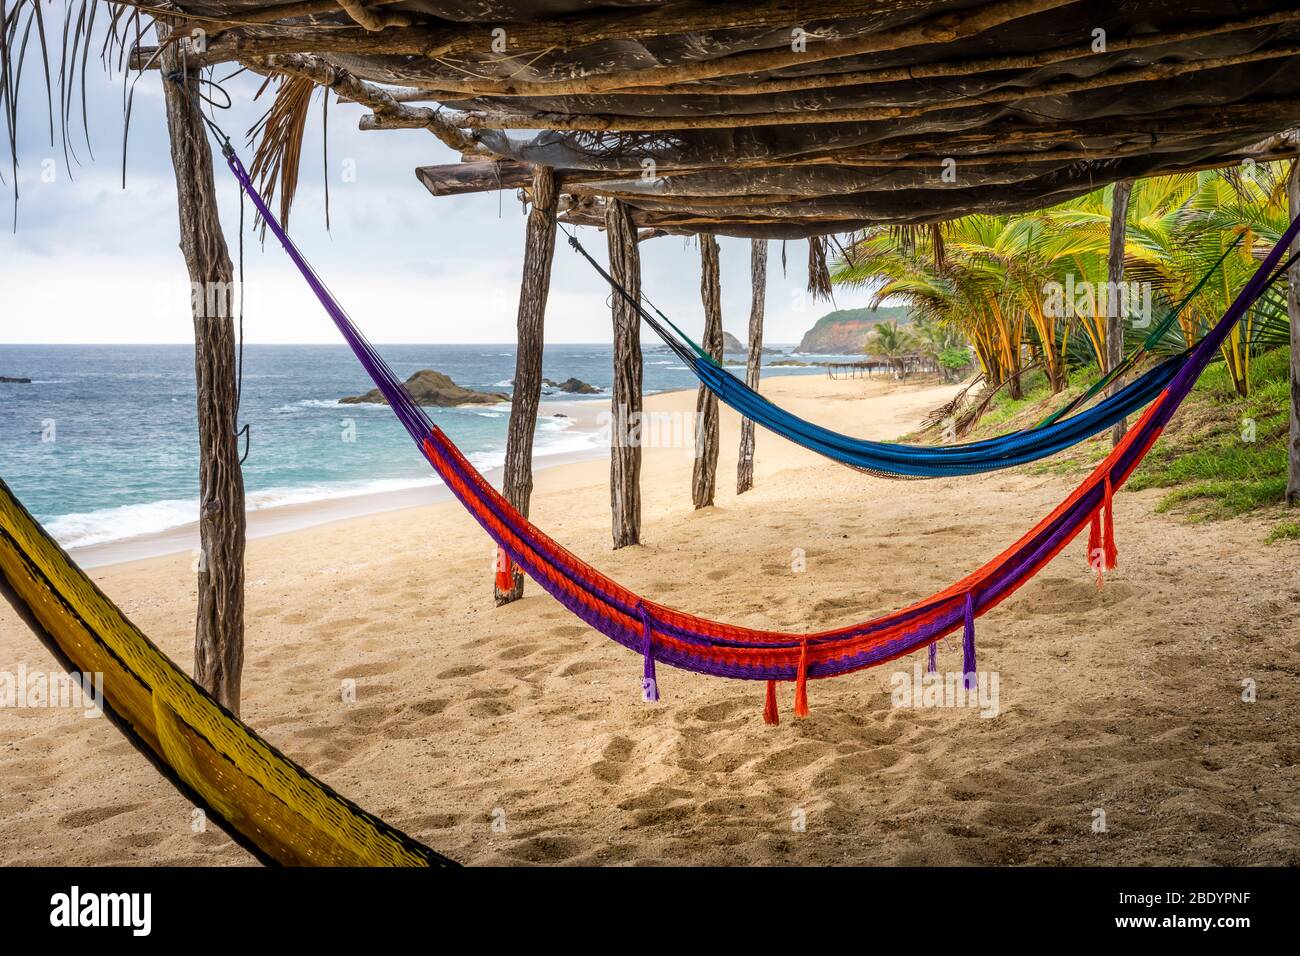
[0,343,849,549]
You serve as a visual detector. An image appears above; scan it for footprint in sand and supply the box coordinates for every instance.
[617,785,691,812]
[502,833,583,864]
[687,698,750,723]
[810,748,902,788]
[437,663,485,679]
[752,741,833,775]
[331,661,397,679]
[554,658,610,678]
[343,705,389,728]
[467,698,516,718]
[408,698,448,717]
[117,831,165,849]
[407,811,461,831]
[590,735,635,783]
[59,804,140,829]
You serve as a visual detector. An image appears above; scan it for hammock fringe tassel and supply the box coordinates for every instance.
[639,602,659,703]
[494,547,514,593]
[763,679,779,725]
[962,591,977,690]
[794,641,810,719]
[1088,475,1119,588]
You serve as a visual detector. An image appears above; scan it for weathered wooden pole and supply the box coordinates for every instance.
[496,167,558,604]
[161,43,246,714]
[1287,161,1300,506]
[693,235,723,509]
[737,239,768,495]
[1107,178,1134,448]
[606,199,643,547]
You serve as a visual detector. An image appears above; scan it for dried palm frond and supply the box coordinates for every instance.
[930,221,945,270]
[247,71,314,236]
[920,371,985,432]
[953,360,1046,436]
[807,235,832,302]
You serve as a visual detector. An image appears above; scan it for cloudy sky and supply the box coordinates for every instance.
[0,29,878,346]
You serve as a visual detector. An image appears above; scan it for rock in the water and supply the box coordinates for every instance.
[0,376,32,384]
[341,369,507,407]
[543,376,600,394]
[721,331,779,355]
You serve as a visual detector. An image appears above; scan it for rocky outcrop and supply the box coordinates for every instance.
[341,369,507,407]
[544,376,600,394]
[0,376,32,383]
[796,306,910,353]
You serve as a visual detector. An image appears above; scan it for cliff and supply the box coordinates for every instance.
[796,306,911,353]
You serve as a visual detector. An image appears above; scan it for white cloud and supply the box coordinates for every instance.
[0,19,881,347]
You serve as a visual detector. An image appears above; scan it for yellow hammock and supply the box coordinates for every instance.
[0,477,454,867]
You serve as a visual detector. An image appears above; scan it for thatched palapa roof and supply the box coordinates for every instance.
[34,1,1300,236]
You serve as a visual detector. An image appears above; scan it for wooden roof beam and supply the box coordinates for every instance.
[253,53,481,154]
[129,0,949,73]
[385,0,1078,97]
[359,42,1300,135]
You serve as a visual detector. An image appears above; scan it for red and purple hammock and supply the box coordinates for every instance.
[222,141,1299,723]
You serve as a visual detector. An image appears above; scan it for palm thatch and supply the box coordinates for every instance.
[6,1,1300,241]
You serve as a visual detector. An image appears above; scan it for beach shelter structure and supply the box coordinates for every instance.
[5,0,1300,733]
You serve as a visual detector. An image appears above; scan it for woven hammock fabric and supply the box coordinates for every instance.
[566,234,1227,478]
[0,477,454,867]
[225,143,1298,710]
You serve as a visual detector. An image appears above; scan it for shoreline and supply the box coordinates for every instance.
[61,368,846,569]
[67,395,615,569]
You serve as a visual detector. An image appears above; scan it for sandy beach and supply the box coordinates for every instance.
[2,372,1298,866]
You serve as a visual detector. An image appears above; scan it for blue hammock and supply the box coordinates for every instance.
[567,234,1218,479]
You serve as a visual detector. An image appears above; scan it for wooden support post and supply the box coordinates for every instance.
[161,43,246,715]
[1107,178,1134,447]
[606,199,642,548]
[496,167,558,604]
[693,235,723,509]
[1287,161,1300,506]
[737,239,767,495]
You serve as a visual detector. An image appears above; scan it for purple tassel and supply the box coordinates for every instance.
[927,640,937,674]
[638,602,659,702]
[962,591,977,691]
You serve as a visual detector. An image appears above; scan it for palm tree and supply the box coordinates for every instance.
[834,164,1295,403]
[867,319,916,378]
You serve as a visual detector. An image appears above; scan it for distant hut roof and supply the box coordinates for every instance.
[136,1,1300,235]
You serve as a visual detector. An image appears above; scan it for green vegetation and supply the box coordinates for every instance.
[1127,347,1292,519]
[962,347,1295,532]
[834,162,1298,533]
[1267,521,1300,543]
[813,306,911,326]
[834,165,1294,402]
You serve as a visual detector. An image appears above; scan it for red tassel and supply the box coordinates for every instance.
[1102,475,1119,571]
[494,547,513,592]
[1088,510,1104,588]
[763,680,779,725]
[793,641,810,719]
